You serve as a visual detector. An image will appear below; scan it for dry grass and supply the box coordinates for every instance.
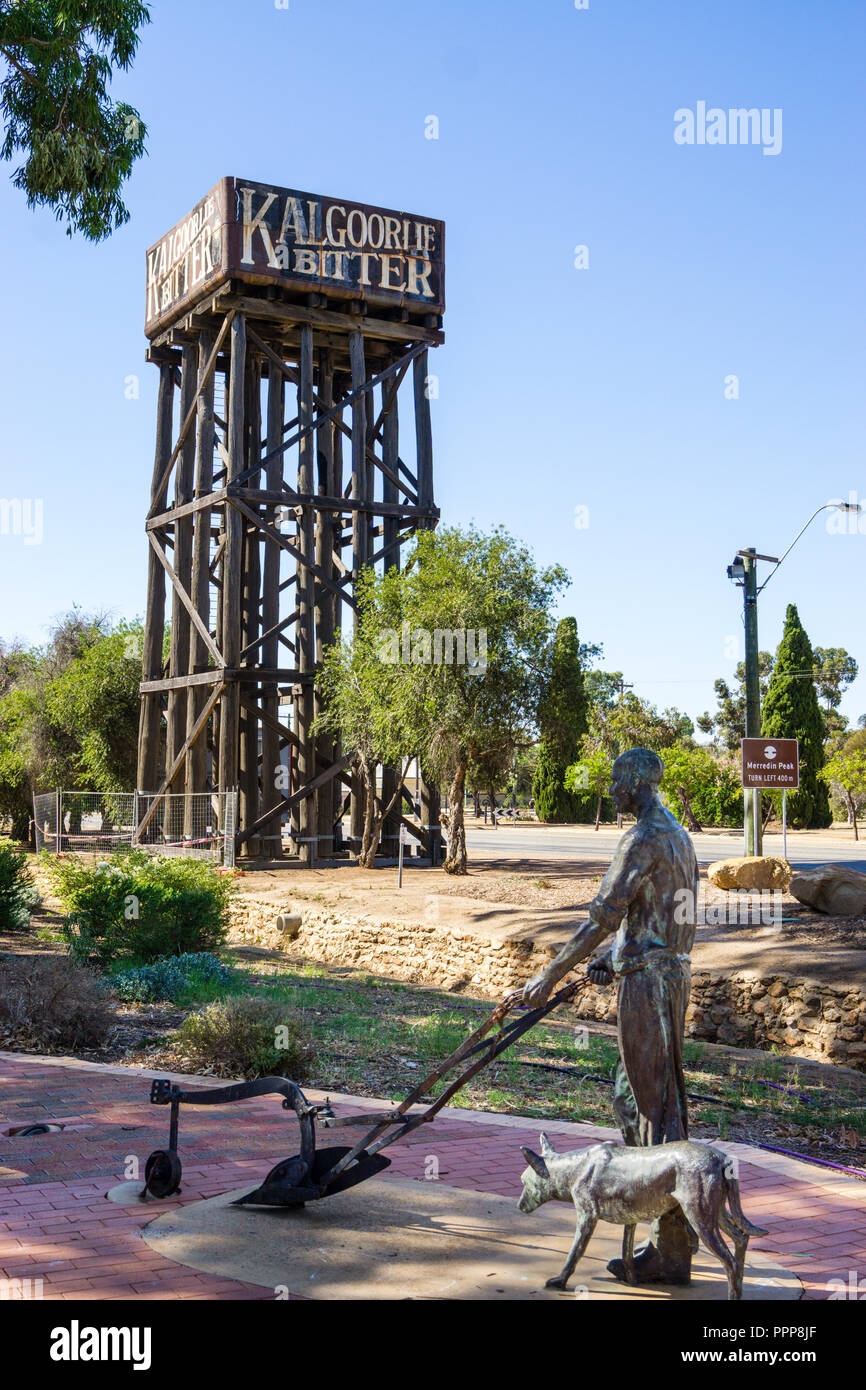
[0,955,114,1052]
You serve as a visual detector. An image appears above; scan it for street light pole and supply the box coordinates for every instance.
[742,548,763,856]
[734,547,779,856]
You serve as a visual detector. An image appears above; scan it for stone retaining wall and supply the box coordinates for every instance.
[229,896,866,1071]
[578,971,866,1070]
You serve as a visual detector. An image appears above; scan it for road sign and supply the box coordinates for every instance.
[741,737,799,790]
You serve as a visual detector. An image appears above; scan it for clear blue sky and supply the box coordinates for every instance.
[1,0,863,728]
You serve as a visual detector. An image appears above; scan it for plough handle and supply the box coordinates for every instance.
[318,978,582,1187]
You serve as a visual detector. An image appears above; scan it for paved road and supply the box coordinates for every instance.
[465,824,866,872]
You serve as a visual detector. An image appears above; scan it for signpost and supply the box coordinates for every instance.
[741,737,799,858]
[397,823,414,888]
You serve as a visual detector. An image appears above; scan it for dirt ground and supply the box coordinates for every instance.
[227,856,866,990]
[15,840,866,990]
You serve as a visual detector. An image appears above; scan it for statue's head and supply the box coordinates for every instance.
[610,747,664,814]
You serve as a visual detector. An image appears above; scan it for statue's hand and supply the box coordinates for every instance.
[587,956,613,988]
[505,971,555,1008]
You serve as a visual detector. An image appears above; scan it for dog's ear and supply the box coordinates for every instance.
[539,1131,555,1157]
[520,1146,550,1180]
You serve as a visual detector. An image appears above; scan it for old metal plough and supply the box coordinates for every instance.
[142,980,582,1208]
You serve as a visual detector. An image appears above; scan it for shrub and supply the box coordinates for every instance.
[177,995,316,1080]
[112,952,235,1003]
[0,955,113,1051]
[0,839,40,932]
[533,742,582,823]
[45,851,232,965]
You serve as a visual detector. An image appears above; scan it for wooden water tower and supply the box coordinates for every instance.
[136,178,445,863]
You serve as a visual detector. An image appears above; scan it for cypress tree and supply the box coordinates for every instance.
[533,617,588,821]
[761,604,831,828]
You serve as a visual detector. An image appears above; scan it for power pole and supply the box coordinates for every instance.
[616,677,633,828]
[741,549,763,857]
[730,547,777,856]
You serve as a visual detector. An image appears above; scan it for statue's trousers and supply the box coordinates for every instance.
[613,954,694,1278]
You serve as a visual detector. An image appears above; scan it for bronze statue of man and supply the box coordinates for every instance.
[509,746,699,1285]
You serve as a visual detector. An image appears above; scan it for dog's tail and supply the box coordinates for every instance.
[724,1174,768,1237]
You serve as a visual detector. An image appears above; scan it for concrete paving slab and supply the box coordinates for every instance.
[141,1176,801,1301]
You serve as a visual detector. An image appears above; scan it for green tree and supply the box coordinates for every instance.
[813,646,858,741]
[583,668,623,713]
[821,748,866,841]
[0,641,35,835]
[0,612,143,839]
[813,647,858,712]
[604,692,693,753]
[532,617,587,822]
[697,654,774,751]
[317,526,567,874]
[506,746,537,806]
[565,738,613,830]
[46,619,142,789]
[659,743,716,831]
[0,696,33,839]
[314,615,412,868]
[655,743,740,832]
[0,0,149,240]
[762,604,831,828]
[844,726,866,754]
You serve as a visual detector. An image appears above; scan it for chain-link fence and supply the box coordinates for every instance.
[33,790,135,855]
[33,790,237,867]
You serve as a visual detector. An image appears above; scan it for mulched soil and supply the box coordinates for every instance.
[436,871,604,909]
[775,901,866,946]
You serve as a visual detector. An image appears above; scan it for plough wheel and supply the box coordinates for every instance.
[144,1149,182,1198]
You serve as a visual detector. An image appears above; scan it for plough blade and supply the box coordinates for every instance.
[233,1146,391,1207]
[316,1148,392,1198]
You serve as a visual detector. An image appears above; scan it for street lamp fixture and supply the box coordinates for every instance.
[756,501,861,593]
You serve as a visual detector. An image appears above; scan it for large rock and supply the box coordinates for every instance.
[707,856,792,891]
[789,865,866,917]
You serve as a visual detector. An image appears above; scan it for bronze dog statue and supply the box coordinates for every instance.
[518,1133,767,1299]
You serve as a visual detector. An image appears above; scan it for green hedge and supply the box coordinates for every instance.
[46,851,232,966]
[0,839,40,932]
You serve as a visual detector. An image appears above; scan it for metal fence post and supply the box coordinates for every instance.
[222,790,237,869]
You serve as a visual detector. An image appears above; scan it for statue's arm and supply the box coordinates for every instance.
[508,834,656,1005]
[543,916,612,986]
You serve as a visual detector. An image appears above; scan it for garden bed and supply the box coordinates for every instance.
[4,846,865,1176]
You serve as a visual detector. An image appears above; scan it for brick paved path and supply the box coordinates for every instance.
[1,1053,863,1301]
